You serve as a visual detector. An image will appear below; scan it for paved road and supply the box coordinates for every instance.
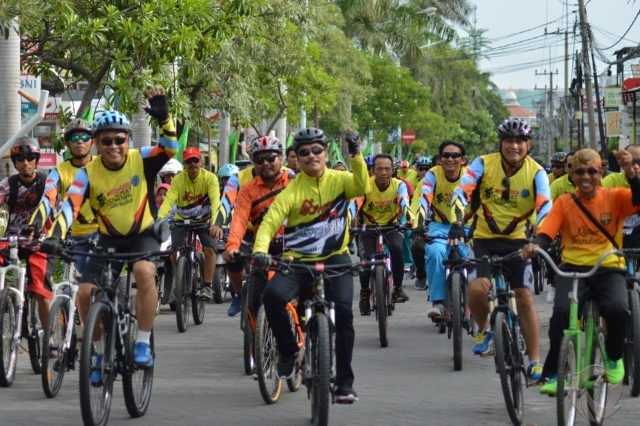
[1,278,639,425]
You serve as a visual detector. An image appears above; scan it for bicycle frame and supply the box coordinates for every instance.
[0,237,27,373]
[50,260,80,353]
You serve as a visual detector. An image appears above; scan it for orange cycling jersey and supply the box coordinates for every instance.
[227,170,292,252]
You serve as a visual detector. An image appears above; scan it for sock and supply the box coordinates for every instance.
[137,330,151,344]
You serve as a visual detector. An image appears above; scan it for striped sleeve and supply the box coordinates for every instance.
[48,168,90,239]
[30,168,62,230]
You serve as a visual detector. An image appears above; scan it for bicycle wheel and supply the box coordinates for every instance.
[255,305,283,404]
[160,259,173,305]
[557,335,578,426]
[586,302,608,426]
[41,297,70,398]
[241,282,254,376]
[287,307,303,392]
[191,253,205,325]
[26,294,43,374]
[0,288,18,387]
[625,285,640,396]
[122,321,154,418]
[309,313,331,426]
[174,256,190,332]
[493,311,524,425]
[374,264,388,348]
[212,264,225,304]
[450,271,463,371]
[79,302,114,426]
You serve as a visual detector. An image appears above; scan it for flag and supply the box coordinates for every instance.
[174,121,189,162]
[80,106,94,122]
[229,130,239,163]
[286,133,294,149]
[362,140,372,157]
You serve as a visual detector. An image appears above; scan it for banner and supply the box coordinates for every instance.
[229,130,239,163]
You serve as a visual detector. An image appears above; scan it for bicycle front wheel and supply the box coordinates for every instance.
[309,313,331,426]
[79,302,114,426]
[586,302,608,426]
[26,294,43,374]
[41,297,70,398]
[174,256,190,332]
[557,335,578,426]
[212,264,225,304]
[255,305,283,404]
[191,253,205,325]
[0,288,18,387]
[449,271,463,371]
[625,285,640,396]
[493,311,524,425]
[122,322,154,418]
[241,281,254,376]
[374,265,388,348]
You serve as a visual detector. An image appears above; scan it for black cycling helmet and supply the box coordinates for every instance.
[63,118,92,140]
[10,136,40,165]
[497,118,532,140]
[293,127,327,151]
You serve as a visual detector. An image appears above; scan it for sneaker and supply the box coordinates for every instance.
[359,289,371,316]
[334,385,359,404]
[227,295,241,317]
[276,353,297,379]
[198,285,213,302]
[414,277,427,290]
[133,341,154,367]
[427,303,445,321]
[604,353,625,384]
[540,376,558,396]
[90,353,103,387]
[393,288,409,303]
[527,360,543,382]
[472,329,494,355]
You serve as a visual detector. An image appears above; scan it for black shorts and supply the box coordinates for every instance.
[472,238,530,289]
[81,229,160,286]
[172,224,215,249]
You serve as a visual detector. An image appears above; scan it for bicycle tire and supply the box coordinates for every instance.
[212,265,225,304]
[557,335,578,426]
[79,302,114,426]
[625,285,640,396]
[310,313,331,426]
[241,282,254,376]
[0,288,18,387]
[27,294,43,374]
[191,253,205,325]
[374,264,388,348]
[450,271,463,371]
[174,256,190,332]
[122,322,154,418]
[586,301,608,426]
[160,259,173,305]
[255,305,283,404]
[41,297,70,398]
[493,311,524,425]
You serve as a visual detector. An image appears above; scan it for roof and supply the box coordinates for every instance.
[506,104,536,119]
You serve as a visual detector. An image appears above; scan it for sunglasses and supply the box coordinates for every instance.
[633,159,640,166]
[572,167,600,176]
[70,134,91,143]
[14,154,37,162]
[185,157,200,165]
[254,154,278,165]
[552,162,564,169]
[440,152,462,159]
[502,176,511,202]
[100,136,127,146]
[418,167,429,172]
[297,146,324,157]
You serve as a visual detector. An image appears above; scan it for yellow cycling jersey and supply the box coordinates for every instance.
[56,160,98,236]
[411,165,471,226]
[157,168,220,222]
[253,155,368,260]
[547,172,556,184]
[361,176,412,225]
[238,166,255,186]
[398,168,418,185]
[550,174,575,200]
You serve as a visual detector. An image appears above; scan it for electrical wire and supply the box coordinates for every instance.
[594,8,640,50]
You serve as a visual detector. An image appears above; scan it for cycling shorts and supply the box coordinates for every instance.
[472,238,530,290]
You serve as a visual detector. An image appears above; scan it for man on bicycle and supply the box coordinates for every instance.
[42,86,177,367]
[31,119,98,273]
[157,146,220,302]
[357,153,413,316]
[223,135,292,317]
[448,117,551,382]
[412,140,472,321]
[253,127,367,403]
[522,148,640,394]
[547,151,567,184]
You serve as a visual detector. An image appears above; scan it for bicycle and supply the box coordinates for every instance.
[154,240,172,315]
[0,235,44,387]
[535,247,622,426]
[212,233,234,304]
[265,256,364,426]
[171,221,207,332]
[351,223,409,348]
[623,250,640,397]
[55,243,172,426]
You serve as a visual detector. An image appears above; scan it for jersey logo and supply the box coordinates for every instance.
[521,189,530,198]
[600,212,612,225]
[132,175,140,186]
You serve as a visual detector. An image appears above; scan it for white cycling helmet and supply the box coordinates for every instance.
[159,159,183,177]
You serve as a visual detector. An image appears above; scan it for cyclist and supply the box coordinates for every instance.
[448,117,550,382]
[413,156,432,190]
[30,119,98,274]
[285,146,299,174]
[333,160,348,171]
[0,137,53,330]
[522,148,639,393]
[412,140,472,321]
[550,151,575,200]
[223,135,292,317]
[357,153,413,315]
[397,160,418,185]
[217,163,239,198]
[157,146,220,302]
[41,86,177,368]
[253,127,367,403]
[547,151,567,184]
[158,158,183,185]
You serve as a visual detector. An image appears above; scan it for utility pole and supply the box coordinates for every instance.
[588,30,607,154]
[535,69,558,159]
[543,26,571,151]
[578,0,597,149]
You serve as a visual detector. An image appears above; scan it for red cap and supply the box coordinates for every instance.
[400,160,409,168]
[182,147,201,163]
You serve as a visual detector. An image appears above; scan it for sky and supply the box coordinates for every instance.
[469,0,640,90]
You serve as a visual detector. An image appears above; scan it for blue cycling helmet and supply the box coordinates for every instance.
[92,110,131,136]
[416,156,431,167]
[218,163,239,178]
[364,155,374,167]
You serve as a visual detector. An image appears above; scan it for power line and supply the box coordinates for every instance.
[595,8,640,50]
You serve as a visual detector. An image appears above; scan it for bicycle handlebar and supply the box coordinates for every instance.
[171,221,210,230]
[442,249,522,268]
[58,247,173,264]
[533,247,623,279]
[350,223,412,235]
